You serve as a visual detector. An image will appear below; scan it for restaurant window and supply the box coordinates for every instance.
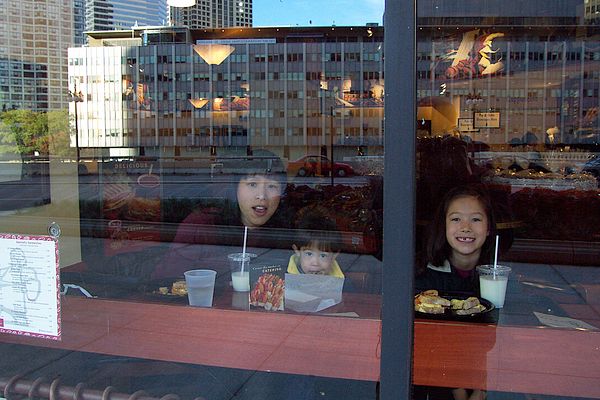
[6,1,600,399]
[14,14,387,400]
[410,0,600,399]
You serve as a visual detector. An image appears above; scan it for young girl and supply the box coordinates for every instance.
[415,184,496,400]
[416,184,497,295]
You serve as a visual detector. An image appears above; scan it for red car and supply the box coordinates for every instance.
[288,155,354,177]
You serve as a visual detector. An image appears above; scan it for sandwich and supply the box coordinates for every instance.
[452,296,486,315]
[171,280,188,296]
[414,290,451,314]
[415,290,486,315]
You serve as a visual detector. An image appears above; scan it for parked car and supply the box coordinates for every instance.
[582,155,600,182]
[287,155,354,177]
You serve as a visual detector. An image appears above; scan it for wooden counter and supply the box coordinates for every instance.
[1,296,600,398]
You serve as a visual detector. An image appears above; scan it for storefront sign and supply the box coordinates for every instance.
[196,38,276,44]
[0,233,60,340]
[458,118,478,132]
[473,112,500,128]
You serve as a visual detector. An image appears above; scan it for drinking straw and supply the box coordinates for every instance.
[493,234,500,278]
[241,226,248,273]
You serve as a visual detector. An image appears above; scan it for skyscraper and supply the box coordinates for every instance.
[1,0,80,111]
[84,0,168,32]
[168,0,252,28]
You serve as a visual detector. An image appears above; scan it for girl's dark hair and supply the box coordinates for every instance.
[426,184,497,267]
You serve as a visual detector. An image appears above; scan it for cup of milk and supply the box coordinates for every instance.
[476,264,511,308]
[228,253,255,292]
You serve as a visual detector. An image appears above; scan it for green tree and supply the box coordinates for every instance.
[0,109,74,157]
[0,109,48,155]
[47,109,74,157]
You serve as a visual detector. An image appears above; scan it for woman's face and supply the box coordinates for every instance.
[445,195,489,269]
[237,175,282,227]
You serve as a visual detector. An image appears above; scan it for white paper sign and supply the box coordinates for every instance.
[474,112,500,128]
[458,118,478,132]
[534,312,598,331]
[0,233,61,340]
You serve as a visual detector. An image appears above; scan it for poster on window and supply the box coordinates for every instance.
[473,112,500,128]
[0,233,60,340]
[101,159,162,256]
[458,118,478,132]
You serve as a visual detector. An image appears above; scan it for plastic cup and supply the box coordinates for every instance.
[477,264,511,308]
[228,253,255,292]
[184,269,216,307]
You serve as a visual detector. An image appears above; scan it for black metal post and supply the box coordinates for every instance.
[74,93,80,164]
[69,80,82,165]
[380,0,416,399]
[330,105,334,186]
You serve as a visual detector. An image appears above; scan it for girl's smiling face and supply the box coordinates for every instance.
[445,195,489,270]
[237,175,282,228]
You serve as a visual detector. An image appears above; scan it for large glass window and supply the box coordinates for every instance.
[411,1,600,399]
[1,1,385,399]
[3,1,600,399]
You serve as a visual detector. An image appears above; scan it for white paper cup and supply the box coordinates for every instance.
[228,253,255,292]
[184,269,216,307]
[477,264,511,308]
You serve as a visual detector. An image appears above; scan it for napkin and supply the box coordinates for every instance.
[534,312,598,331]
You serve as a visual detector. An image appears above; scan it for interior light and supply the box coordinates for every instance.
[189,98,209,109]
[193,44,235,65]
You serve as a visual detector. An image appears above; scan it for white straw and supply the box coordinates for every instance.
[493,234,499,268]
[493,234,500,278]
[241,226,248,273]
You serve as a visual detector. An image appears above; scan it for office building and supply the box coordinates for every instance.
[84,0,168,32]
[415,0,599,145]
[68,25,383,159]
[168,0,252,29]
[1,0,80,111]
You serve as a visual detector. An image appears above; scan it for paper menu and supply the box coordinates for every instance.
[0,233,61,340]
[249,264,285,311]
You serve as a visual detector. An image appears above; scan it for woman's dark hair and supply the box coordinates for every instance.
[426,184,497,267]
[222,148,287,187]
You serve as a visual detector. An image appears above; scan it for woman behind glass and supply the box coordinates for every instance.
[152,150,289,279]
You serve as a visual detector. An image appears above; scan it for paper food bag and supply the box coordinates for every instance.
[284,273,344,313]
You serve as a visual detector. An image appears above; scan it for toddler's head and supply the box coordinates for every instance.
[293,211,341,275]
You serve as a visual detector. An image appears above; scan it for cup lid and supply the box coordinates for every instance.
[228,253,255,261]
[476,264,511,273]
